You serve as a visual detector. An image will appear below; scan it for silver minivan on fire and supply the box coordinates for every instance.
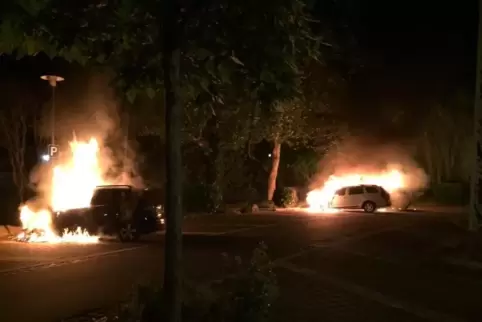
[329,184,391,213]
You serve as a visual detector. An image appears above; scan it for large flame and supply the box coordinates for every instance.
[16,205,98,243]
[52,138,103,212]
[17,138,103,243]
[306,169,404,211]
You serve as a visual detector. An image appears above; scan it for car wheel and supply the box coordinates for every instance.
[118,223,139,242]
[362,201,376,213]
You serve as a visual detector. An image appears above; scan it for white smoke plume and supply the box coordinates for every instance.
[310,136,429,194]
[29,72,144,206]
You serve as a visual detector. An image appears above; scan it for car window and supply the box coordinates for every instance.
[142,188,164,205]
[335,188,346,196]
[364,186,379,194]
[91,190,112,206]
[137,193,153,208]
[91,188,130,206]
[348,186,364,195]
[113,190,128,204]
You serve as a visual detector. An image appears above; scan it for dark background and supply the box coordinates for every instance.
[0,0,477,222]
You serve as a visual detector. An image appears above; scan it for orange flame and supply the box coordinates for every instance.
[18,137,103,243]
[51,138,103,212]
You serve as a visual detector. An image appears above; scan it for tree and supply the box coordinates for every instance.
[0,1,320,321]
[260,97,340,201]
[0,103,29,202]
[263,100,312,201]
[418,93,472,184]
[161,1,183,320]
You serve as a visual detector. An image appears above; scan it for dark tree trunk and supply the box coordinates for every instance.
[162,1,183,321]
[204,116,223,213]
[267,139,281,201]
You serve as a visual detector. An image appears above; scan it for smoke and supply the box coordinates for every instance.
[29,72,144,207]
[310,136,429,193]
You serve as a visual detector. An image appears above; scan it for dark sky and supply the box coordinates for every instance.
[312,0,478,138]
[1,1,478,128]
[350,0,477,98]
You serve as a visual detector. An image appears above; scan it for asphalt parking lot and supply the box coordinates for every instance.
[0,207,479,322]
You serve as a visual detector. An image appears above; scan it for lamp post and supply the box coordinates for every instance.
[469,0,482,231]
[41,75,64,146]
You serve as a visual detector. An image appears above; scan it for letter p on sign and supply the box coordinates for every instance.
[48,144,59,158]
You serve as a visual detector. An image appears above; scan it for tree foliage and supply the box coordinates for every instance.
[0,97,29,201]
[0,1,322,320]
[0,0,318,103]
[418,92,472,184]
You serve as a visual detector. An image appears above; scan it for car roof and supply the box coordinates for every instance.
[95,185,133,190]
[339,184,382,189]
[141,187,164,204]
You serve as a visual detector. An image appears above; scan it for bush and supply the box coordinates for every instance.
[432,183,468,205]
[0,187,21,225]
[106,243,278,322]
[414,183,468,206]
[277,187,298,208]
[183,183,210,213]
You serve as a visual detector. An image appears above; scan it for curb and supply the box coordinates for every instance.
[183,210,278,219]
[0,225,22,238]
[409,205,466,213]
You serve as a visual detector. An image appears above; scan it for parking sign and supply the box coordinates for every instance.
[48,144,59,158]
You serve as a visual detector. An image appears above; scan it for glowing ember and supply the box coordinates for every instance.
[306,169,404,211]
[17,138,103,243]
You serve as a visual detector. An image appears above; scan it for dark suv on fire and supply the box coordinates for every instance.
[53,185,164,242]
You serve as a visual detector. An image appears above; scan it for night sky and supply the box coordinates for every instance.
[310,0,478,139]
[349,0,476,105]
[0,0,478,136]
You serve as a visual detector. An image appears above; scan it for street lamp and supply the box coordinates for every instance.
[41,75,65,146]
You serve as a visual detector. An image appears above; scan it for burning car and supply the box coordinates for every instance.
[52,185,164,242]
[328,184,391,213]
[16,137,164,243]
[306,169,422,212]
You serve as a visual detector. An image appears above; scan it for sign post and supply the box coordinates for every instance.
[41,75,64,146]
[48,144,59,159]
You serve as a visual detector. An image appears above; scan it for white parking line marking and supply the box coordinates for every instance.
[155,224,276,236]
[213,213,341,236]
[216,224,278,235]
[0,245,146,275]
[277,261,464,322]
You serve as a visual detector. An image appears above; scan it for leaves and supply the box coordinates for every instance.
[18,0,50,15]
[126,88,137,104]
[146,87,156,99]
[0,0,327,155]
[230,54,244,66]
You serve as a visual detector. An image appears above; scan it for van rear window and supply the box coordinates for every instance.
[364,186,379,193]
[348,186,364,195]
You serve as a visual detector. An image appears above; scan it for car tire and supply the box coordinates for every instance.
[118,223,139,242]
[362,201,376,213]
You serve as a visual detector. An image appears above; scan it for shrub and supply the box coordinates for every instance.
[183,183,210,213]
[105,243,278,322]
[278,187,298,208]
[414,183,468,206]
[432,183,468,205]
